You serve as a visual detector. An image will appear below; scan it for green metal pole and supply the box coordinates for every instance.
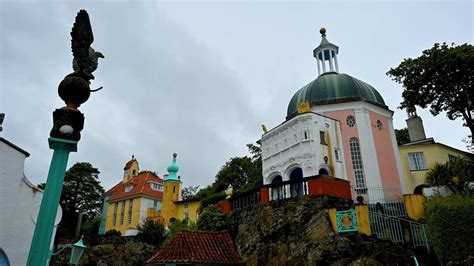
[27,137,77,266]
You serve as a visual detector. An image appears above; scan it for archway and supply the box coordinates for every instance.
[289,168,304,197]
[0,249,10,266]
[414,184,427,195]
[270,175,283,200]
[318,168,329,176]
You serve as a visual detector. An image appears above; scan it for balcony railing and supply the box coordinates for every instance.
[267,179,309,201]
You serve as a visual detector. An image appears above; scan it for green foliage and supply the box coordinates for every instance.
[197,205,227,231]
[40,162,104,239]
[81,216,101,238]
[201,192,226,208]
[168,219,197,238]
[426,157,474,196]
[136,219,167,247]
[181,185,200,201]
[425,195,474,264]
[394,128,410,144]
[138,170,158,177]
[387,43,474,141]
[104,229,121,237]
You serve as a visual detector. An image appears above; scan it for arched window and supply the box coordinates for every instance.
[318,168,329,176]
[0,249,10,266]
[349,137,366,188]
[270,175,283,200]
[289,168,304,197]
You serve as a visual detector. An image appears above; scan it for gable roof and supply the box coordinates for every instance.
[146,230,243,265]
[123,159,138,170]
[105,172,164,201]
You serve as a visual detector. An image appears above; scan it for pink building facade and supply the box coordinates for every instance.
[261,28,406,203]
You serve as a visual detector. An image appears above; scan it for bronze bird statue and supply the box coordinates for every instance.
[59,10,104,109]
[68,10,104,82]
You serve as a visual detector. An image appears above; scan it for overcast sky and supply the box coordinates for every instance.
[1,1,472,191]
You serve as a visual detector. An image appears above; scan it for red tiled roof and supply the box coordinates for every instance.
[146,230,243,265]
[106,173,164,201]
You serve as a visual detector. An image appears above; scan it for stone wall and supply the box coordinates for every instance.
[228,196,414,265]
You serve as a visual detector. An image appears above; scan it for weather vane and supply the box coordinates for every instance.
[50,10,104,141]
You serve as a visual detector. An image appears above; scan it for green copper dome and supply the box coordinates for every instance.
[287,72,386,118]
[165,153,181,183]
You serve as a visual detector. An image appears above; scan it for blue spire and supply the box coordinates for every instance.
[165,153,181,183]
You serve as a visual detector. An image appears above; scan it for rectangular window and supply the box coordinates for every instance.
[304,131,308,140]
[128,199,133,224]
[320,131,327,145]
[113,202,118,226]
[120,201,125,225]
[408,152,427,170]
[184,212,189,220]
[173,186,176,193]
[350,138,366,188]
[335,149,341,161]
[184,203,189,209]
[153,200,158,210]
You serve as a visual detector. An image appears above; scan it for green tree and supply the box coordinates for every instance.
[426,157,474,196]
[138,170,158,177]
[136,219,167,247]
[181,185,200,201]
[39,162,104,238]
[387,43,474,141]
[196,205,227,231]
[395,128,410,144]
[168,219,197,238]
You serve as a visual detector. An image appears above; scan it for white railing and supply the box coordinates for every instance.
[351,186,401,204]
[369,211,429,250]
[269,180,309,201]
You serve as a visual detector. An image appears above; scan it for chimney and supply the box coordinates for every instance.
[406,107,426,142]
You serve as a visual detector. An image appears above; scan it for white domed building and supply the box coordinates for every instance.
[261,29,406,203]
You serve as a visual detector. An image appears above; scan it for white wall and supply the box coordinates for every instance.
[0,140,42,265]
[261,112,346,184]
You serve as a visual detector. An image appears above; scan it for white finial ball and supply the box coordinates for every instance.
[59,125,74,135]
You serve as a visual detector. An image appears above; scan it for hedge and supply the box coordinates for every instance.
[425,195,474,264]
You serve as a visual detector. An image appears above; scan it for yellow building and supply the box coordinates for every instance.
[100,157,165,236]
[398,110,472,194]
[99,154,202,235]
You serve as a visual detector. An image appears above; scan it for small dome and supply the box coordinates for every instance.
[166,153,180,182]
[287,73,386,118]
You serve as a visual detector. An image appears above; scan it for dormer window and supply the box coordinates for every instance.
[124,185,133,192]
[149,182,163,191]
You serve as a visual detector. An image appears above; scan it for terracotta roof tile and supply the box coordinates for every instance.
[147,230,243,265]
[106,173,164,201]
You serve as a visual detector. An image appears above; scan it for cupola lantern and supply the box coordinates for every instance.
[313,28,339,75]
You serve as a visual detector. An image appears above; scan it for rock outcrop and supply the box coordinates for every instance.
[228,196,414,265]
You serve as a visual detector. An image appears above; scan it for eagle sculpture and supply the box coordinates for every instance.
[68,10,104,82]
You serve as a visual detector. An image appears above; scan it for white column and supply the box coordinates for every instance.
[354,108,383,202]
[334,53,339,72]
[317,58,321,75]
[387,116,408,194]
[321,51,326,73]
[329,51,335,72]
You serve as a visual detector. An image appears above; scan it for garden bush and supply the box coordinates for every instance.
[425,195,474,264]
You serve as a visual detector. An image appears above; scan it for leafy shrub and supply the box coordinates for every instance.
[201,192,226,207]
[104,229,121,237]
[136,219,167,247]
[168,219,197,238]
[197,205,227,231]
[425,195,474,264]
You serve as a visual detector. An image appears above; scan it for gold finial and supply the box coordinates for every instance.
[320,27,326,36]
[297,101,311,114]
[261,124,268,133]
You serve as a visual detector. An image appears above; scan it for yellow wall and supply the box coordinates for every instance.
[123,160,139,182]
[404,194,426,221]
[104,197,142,235]
[355,205,371,236]
[399,143,470,193]
[161,181,181,224]
[176,200,201,223]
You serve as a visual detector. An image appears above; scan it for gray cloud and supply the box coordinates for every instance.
[1,1,472,191]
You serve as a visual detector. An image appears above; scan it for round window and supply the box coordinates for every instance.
[346,115,356,127]
[376,120,383,131]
